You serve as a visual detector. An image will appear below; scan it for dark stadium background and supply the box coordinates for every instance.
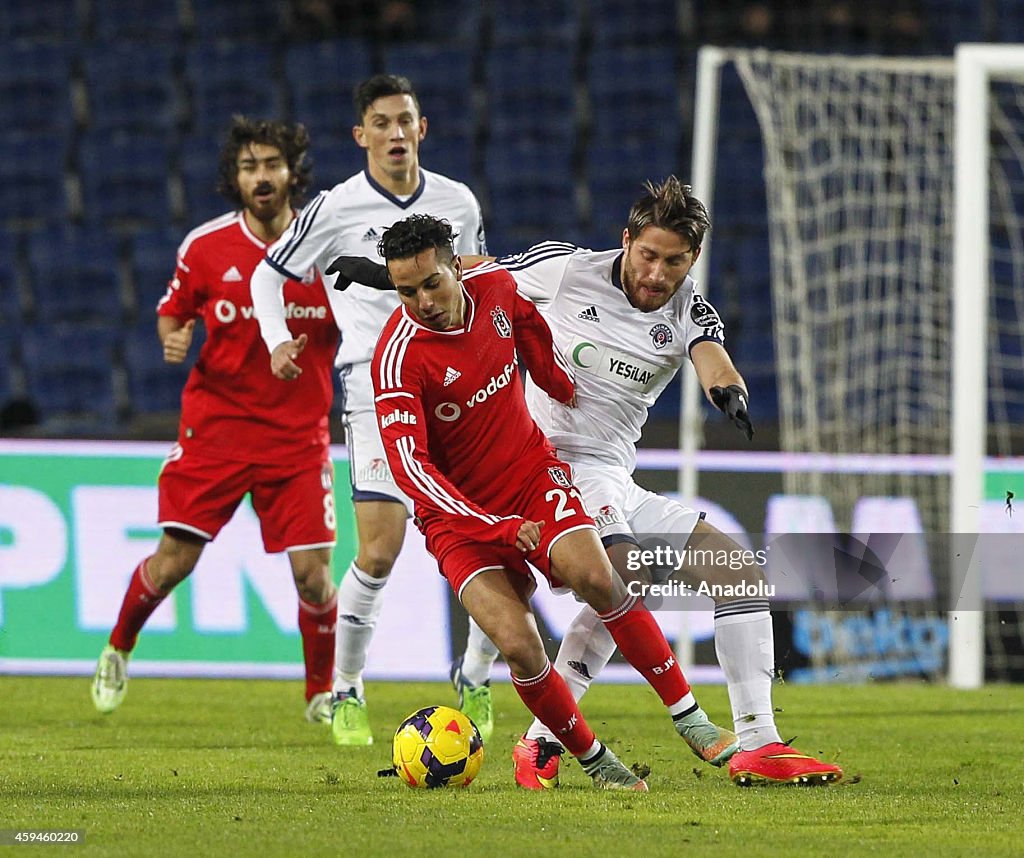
[3,0,1021,444]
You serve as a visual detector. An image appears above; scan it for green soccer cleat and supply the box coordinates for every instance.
[674,707,740,767]
[330,689,373,746]
[91,644,129,714]
[305,691,333,725]
[449,656,494,743]
[581,744,648,791]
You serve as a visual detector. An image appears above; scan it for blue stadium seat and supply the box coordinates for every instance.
[380,44,475,129]
[179,134,233,226]
[419,129,475,189]
[192,0,286,40]
[0,0,79,41]
[92,0,183,41]
[486,47,577,146]
[993,0,1024,41]
[78,131,174,227]
[0,326,15,404]
[0,43,74,134]
[587,140,682,234]
[285,40,373,140]
[20,323,120,425]
[407,0,482,44]
[131,228,180,314]
[0,232,22,328]
[186,42,282,137]
[308,133,370,189]
[588,47,680,145]
[27,227,126,325]
[124,321,197,415]
[83,44,179,133]
[491,0,579,47]
[485,140,579,237]
[0,133,68,226]
[589,0,681,46]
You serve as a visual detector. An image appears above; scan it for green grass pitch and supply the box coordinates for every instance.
[2,677,1021,856]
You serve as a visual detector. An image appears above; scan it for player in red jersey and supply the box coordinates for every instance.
[369,214,738,790]
[91,117,341,723]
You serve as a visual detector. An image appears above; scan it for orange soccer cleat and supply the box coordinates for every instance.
[512,736,565,790]
[729,741,843,786]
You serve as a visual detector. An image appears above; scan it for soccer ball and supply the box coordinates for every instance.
[392,705,484,789]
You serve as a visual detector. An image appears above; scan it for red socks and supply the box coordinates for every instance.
[511,661,596,756]
[600,596,691,706]
[109,558,165,653]
[298,592,337,701]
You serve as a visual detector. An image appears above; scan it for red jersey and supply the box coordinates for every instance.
[157,210,338,464]
[371,263,575,546]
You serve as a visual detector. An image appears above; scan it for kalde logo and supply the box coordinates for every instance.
[380,410,417,429]
[213,300,328,324]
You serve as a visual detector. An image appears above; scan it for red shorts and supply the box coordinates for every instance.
[422,456,597,600]
[157,444,337,554]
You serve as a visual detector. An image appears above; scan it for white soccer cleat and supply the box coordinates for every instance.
[305,691,333,724]
[91,644,129,714]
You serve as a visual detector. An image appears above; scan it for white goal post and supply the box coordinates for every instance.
[682,44,1024,689]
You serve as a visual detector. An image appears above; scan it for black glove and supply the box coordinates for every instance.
[710,384,754,441]
[325,255,391,292]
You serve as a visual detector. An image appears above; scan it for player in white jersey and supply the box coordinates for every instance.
[251,74,487,747]
[449,177,843,788]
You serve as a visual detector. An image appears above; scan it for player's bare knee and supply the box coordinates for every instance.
[294,567,335,604]
[149,531,202,591]
[354,548,397,578]
[501,638,549,679]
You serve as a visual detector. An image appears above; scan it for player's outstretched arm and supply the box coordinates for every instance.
[325,256,392,292]
[692,341,754,440]
[251,258,295,363]
[510,287,575,404]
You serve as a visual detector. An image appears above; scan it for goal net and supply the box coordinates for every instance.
[690,45,1024,685]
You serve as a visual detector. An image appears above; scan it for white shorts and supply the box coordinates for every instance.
[568,460,703,582]
[339,361,413,513]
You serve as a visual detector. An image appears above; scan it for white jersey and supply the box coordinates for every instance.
[263,168,485,366]
[498,242,725,472]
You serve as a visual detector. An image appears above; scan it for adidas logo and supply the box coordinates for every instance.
[443,366,461,386]
[566,660,592,679]
[577,306,600,322]
[362,226,381,242]
[222,265,243,282]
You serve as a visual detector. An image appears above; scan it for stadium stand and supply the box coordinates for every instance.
[5,0,1023,433]
[0,42,75,135]
[186,41,282,137]
[27,227,127,325]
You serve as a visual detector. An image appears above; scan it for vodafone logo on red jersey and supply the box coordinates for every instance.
[212,299,329,324]
[433,361,516,422]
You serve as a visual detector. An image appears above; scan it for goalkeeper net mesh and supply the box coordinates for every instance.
[728,50,1024,680]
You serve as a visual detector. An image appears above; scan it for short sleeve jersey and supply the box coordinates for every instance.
[264,168,486,367]
[370,264,574,545]
[498,243,726,471]
[157,211,338,464]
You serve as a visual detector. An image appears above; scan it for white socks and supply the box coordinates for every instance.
[714,601,782,750]
[332,562,388,699]
[460,617,499,686]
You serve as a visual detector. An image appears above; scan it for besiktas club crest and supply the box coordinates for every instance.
[650,323,673,350]
[491,306,512,338]
[547,466,572,489]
